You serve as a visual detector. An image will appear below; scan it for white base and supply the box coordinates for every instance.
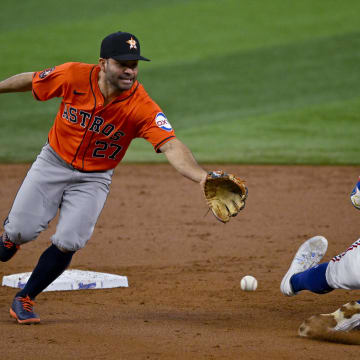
[1,269,128,291]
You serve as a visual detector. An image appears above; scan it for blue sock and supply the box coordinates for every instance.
[290,262,333,294]
[16,244,75,299]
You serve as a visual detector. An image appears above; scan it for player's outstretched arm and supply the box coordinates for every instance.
[161,138,248,222]
[160,138,207,185]
[0,72,34,93]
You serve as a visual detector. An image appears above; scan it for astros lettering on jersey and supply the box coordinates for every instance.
[32,62,175,171]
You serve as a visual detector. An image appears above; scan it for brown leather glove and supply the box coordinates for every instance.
[204,171,248,223]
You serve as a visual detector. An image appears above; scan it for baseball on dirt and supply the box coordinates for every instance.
[240,275,258,291]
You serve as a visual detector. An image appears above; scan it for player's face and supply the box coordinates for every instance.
[103,58,139,91]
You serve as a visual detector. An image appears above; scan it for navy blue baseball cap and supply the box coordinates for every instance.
[100,31,150,62]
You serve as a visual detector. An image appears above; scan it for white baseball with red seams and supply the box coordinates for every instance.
[240,275,258,291]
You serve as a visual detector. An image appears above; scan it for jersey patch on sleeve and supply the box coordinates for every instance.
[155,112,172,132]
[39,67,55,79]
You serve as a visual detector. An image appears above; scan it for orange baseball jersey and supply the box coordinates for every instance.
[32,62,175,171]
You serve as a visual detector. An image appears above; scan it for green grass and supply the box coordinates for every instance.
[1,0,360,164]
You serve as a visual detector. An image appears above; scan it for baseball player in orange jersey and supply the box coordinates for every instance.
[0,31,209,324]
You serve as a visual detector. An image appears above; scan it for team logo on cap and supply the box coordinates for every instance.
[126,37,137,50]
[155,112,172,132]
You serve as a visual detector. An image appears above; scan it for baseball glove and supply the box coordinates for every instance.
[204,171,248,223]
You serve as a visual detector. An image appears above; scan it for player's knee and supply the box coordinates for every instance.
[4,212,47,244]
[51,230,91,252]
[4,223,39,243]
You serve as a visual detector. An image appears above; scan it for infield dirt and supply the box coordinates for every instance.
[1,164,360,359]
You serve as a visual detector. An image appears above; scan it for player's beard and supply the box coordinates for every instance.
[106,70,136,92]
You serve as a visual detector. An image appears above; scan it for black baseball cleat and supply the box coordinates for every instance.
[10,296,40,324]
[0,233,20,262]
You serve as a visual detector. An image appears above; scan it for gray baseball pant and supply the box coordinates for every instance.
[4,144,113,251]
